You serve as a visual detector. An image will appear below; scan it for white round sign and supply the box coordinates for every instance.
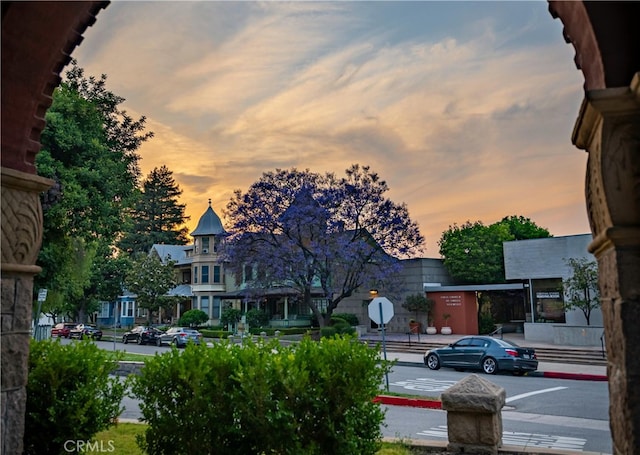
[368,297,394,325]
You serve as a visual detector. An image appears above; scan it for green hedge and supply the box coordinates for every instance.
[199,329,233,338]
[132,336,390,455]
[24,339,126,455]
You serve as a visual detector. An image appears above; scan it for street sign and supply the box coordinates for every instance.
[368,297,394,325]
[37,289,48,302]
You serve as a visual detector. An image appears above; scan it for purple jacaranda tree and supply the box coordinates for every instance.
[223,165,424,327]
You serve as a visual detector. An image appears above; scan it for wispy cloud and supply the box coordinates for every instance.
[74,1,588,254]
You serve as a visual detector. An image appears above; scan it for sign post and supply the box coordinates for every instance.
[368,296,394,391]
[33,289,48,340]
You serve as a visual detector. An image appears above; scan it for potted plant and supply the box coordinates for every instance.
[441,313,452,335]
[402,294,434,334]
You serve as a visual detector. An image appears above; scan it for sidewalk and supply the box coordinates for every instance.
[362,332,608,381]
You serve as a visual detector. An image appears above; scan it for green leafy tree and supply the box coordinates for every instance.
[125,253,177,324]
[245,308,270,328]
[35,61,152,318]
[438,216,551,284]
[24,340,126,455]
[178,309,209,327]
[119,165,190,255]
[563,258,600,325]
[220,307,242,330]
[402,293,434,326]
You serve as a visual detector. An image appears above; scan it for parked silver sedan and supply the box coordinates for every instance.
[156,327,203,348]
[424,335,538,375]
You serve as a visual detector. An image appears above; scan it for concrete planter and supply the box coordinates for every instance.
[441,326,452,335]
[426,326,437,335]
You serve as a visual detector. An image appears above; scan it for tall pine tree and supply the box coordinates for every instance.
[119,166,190,254]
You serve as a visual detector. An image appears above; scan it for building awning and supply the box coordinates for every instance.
[424,283,525,292]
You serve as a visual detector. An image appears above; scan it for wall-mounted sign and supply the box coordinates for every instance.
[536,291,561,299]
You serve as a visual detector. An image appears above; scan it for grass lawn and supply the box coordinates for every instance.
[95,423,413,455]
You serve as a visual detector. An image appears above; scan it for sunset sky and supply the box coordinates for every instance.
[72,1,590,256]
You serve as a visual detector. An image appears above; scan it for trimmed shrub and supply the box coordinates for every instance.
[178,308,209,327]
[24,339,126,455]
[330,316,356,336]
[333,313,359,326]
[320,326,337,338]
[479,313,496,334]
[220,307,242,328]
[245,308,270,328]
[199,329,233,339]
[132,336,390,455]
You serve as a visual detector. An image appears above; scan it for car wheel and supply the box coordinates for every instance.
[156,338,162,347]
[95,335,102,341]
[137,336,143,345]
[425,353,440,370]
[123,336,128,344]
[482,357,498,374]
[171,338,178,347]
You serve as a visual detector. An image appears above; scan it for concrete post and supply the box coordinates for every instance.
[441,374,506,455]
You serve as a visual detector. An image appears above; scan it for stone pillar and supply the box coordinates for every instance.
[441,374,506,455]
[572,73,640,454]
[1,167,52,455]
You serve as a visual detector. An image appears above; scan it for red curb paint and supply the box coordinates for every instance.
[374,395,442,409]
[543,372,608,382]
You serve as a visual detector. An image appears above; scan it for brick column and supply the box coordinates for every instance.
[572,73,640,454]
[1,167,52,455]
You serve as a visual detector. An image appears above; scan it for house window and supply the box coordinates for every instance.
[201,296,210,318]
[213,297,221,319]
[100,302,110,318]
[213,265,221,283]
[213,237,219,253]
[202,265,209,284]
[121,301,134,318]
[136,306,147,318]
[194,266,198,284]
[202,237,210,253]
[182,270,191,284]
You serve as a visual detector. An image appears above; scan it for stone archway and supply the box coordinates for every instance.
[1,1,638,453]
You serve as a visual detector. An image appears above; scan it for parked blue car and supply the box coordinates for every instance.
[424,335,538,375]
[155,327,203,348]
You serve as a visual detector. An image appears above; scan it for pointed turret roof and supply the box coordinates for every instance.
[190,199,226,236]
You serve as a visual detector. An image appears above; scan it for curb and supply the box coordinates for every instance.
[374,395,441,409]
[394,360,608,382]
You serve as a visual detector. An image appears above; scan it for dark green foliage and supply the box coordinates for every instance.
[199,329,233,338]
[320,326,337,338]
[245,308,270,328]
[125,253,177,323]
[178,309,209,327]
[401,294,434,326]
[220,307,242,327]
[132,337,389,455]
[328,316,356,336]
[438,216,551,284]
[478,313,496,334]
[35,61,152,320]
[333,313,359,326]
[118,166,190,255]
[24,339,126,455]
